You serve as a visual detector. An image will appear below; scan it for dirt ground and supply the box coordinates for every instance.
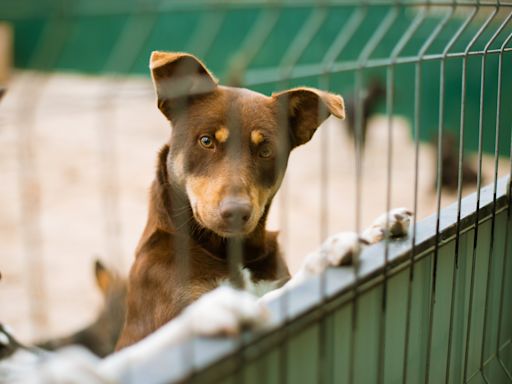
[0,72,509,343]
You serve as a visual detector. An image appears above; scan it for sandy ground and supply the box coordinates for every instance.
[0,72,509,343]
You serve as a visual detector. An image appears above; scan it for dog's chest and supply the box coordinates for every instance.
[218,267,279,297]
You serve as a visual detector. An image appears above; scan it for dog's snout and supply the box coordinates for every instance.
[220,198,252,226]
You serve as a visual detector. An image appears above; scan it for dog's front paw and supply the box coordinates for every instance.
[304,232,366,273]
[362,208,413,244]
[183,286,270,337]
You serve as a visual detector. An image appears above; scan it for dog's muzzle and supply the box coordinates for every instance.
[219,197,252,233]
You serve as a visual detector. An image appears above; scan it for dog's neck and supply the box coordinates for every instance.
[147,145,275,265]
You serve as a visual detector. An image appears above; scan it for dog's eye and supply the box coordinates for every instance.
[258,144,273,159]
[199,135,214,149]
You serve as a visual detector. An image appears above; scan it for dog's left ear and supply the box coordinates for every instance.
[150,51,218,121]
[272,87,345,148]
[94,259,115,297]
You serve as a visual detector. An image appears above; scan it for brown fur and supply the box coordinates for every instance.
[115,52,344,349]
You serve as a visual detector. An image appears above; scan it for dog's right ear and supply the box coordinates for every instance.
[150,51,218,121]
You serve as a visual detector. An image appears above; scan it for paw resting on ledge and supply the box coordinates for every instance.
[361,207,413,244]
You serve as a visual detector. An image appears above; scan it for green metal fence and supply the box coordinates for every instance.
[1,1,512,383]
[155,177,509,384]
[2,1,512,154]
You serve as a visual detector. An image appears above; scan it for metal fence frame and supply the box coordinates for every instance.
[1,1,512,383]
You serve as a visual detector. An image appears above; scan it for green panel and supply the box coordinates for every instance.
[500,211,512,373]
[217,375,236,384]
[383,268,409,383]
[55,15,128,73]
[501,342,512,377]
[298,8,355,65]
[405,254,432,384]
[9,18,46,68]
[1,3,511,154]
[447,230,475,384]
[466,221,493,379]
[286,324,319,384]
[249,9,312,70]
[331,304,352,383]
[427,242,456,384]
[483,358,511,384]
[243,348,280,384]
[202,10,261,79]
[129,11,206,75]
[354,286,382,384]
[482,213,508,368]
[466,372,487,384]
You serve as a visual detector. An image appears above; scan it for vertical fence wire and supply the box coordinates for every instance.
[275,9,330,381]
[425,6,460,383]
[462,7,500,382]
[401,3,454,381]
[279,6,332,383]
[443,7,479,384]
[221,4,283,382]
[240,6,282,383]
[97,2,161,273]
[279,7,327,383]
[344,5,388,382]
[185,4,227,379]
[318,7,368,383]
[14,2,75,339]
[376,6,425,381]
[495,29,512,380]
[226,5,280,85]
[478,11,512,383]
[401,6,429,383]
[276,90,291,384]
[376,4,402,381]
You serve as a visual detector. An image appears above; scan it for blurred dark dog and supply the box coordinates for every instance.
[37,260,127,357]
[433,132,479,192]
[344,79,386,149]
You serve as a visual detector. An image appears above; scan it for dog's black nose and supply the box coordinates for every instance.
[220,198,251,226]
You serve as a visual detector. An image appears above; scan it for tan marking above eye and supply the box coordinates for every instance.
[251,130,265,145]
[214,127,229,143]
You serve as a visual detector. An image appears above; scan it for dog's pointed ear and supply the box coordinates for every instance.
[272,87,345,148]
[150,51,218,121]
[94,259,114,297]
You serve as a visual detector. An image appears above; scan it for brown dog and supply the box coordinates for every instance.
[115,52,346,349]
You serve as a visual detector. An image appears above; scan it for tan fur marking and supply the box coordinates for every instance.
[288,96,301,117]
[215,127,230,143]
[186,170,263,236]
[251,130,265,146]
[171,153,185,184]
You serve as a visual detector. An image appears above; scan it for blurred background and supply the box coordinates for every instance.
[0,0,511,345]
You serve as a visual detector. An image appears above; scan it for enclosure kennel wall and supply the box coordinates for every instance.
[1,1,512,383]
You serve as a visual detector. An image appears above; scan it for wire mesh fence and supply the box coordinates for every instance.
[0,1,512,383]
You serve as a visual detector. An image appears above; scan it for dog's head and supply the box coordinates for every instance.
[150,52,345,237]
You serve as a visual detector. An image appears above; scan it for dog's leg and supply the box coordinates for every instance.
[98,286,269,382]
[20,287,269,384]
[260,232,365,303]
[261,208,412,304]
